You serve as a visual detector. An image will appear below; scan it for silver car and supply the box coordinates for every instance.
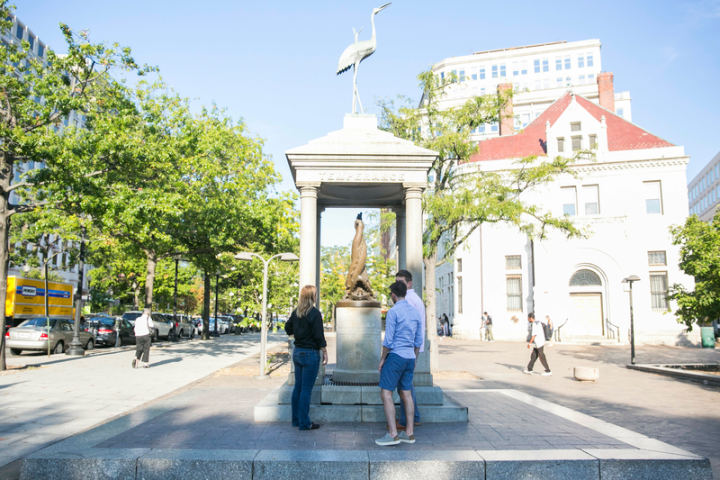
[6,317,95,356]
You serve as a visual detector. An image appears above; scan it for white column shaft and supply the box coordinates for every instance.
[405,187,423,297]
[298,186,318,293]
[395,208,407,271]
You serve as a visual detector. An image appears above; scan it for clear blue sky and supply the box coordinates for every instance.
[21,0,720,246]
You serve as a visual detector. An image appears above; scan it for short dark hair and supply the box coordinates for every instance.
[389,281,407,298]
[528,312,535,319]
[395,270,412,282]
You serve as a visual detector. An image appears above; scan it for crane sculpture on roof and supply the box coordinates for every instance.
[336,3,391,115]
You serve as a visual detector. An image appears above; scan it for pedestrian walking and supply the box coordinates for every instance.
[132,308,154,369]
[483,311,494,342]
[285,285,328,431]
[524,313,552,376]
[375,281,423,446]
[392,270,425,430]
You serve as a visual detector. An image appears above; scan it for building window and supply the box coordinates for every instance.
[15,23,23,39]
[648,251,667,266]
[543,78,550,89]
[578,55,585,68]
[556,77,563,87]
[490,123,498,132]
[457,258,462,273]
[506,275,522,311]
[644,181,663,214]
[579,75,585,84]
[27,35,34,51]
[650,272,669,310]
[500,64,506,77]
[471,71,477,81]
[564,56,571,69]
[561,186,577,216]
[566,76,571,85]
[589,134,597,147]
[458,277,463,314]
[459,70,466,81]
[521,60,527,75]
[588,73,595,82]
[570,122,581,132]
[555,57,562,71]
[521,113,530,127]
[534,59,540,73]
[557,137,565,153]
[478,124,485,133]
[512,62,519,76]
[617,108,624,118]
[479,67,485,79]
[506,255,521,269]
[569,269,602,286]
[583,185,599,214]
[572,136,582,151]
[492,65,498,78]
[534,80,541,90]
[542,58,549,72]
[587,54,594,67]
[37,43,44,58]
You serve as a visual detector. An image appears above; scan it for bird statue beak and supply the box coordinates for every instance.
[376,3,391,12]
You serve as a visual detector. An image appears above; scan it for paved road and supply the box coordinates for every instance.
[435,337,720,477]
[0,333,283,469]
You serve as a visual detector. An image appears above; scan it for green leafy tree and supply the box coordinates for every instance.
[667,212,720,330]
[0,3,152,369]
[321,245,350,326]
[378,69,587,370]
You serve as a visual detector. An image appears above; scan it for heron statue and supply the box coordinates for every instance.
[336,3,391,114]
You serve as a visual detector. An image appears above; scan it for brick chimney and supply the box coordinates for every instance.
[497,83,514,136]
[597,72,615,112]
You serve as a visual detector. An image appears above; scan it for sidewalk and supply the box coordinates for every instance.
[0,333,284,470]
[16,337,715,479]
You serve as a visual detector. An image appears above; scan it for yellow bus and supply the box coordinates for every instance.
[5,276,74,327]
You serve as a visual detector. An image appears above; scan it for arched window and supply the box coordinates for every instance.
[569,269,602,287]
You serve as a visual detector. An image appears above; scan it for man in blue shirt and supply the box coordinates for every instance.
[394,270,424,429]
[375,281,423,446]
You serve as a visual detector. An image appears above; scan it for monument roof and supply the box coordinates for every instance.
[285,114,437,158]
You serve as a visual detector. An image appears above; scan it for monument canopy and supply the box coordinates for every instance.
[285,114,437,208]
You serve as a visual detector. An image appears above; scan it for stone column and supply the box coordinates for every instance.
[404,187,423,297]
[394,208,406,271]
[298,185,318,292]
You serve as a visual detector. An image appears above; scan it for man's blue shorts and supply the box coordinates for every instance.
[379,353,415,392]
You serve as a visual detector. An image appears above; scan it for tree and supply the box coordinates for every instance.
[321,245,350,326]
[378,69,586,371]
[0,3,152,369]
[667,212,720,330]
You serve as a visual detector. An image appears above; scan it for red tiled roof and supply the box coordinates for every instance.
[470,93,674,162]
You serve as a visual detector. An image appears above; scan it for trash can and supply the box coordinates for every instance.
[701,326,715,348]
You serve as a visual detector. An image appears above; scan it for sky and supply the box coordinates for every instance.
[20,0,720,247]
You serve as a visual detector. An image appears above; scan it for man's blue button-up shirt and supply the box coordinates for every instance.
[383,299,423,360]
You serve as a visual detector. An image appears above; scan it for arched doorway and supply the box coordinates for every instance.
[568,269,605,336]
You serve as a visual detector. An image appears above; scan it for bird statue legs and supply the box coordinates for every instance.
[352,63,364,114]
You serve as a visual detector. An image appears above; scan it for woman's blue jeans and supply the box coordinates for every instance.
[291,347,320,430]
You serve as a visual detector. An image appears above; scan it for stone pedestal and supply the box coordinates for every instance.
[333,301,382,384]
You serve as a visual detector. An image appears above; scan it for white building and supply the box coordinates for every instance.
[436,82,698,345]
[3,14,91,291]
[430,40,632,138]
[687,150,720,222]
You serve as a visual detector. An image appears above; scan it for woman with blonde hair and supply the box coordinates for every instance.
[285,285,328,430]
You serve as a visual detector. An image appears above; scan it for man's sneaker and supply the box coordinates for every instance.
[523,369,533,374]
[131,359,137,369]
[375,433,401,446]
[541,371,553,376]
[398,431,415,444]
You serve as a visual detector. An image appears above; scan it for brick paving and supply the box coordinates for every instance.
[97,387,631,451]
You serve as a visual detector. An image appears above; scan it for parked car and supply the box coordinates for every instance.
[208,317,228,335]
[122,311,143,325]
[150,313,173,340]
[6,317,95,356]
[86,317,136,347]
[220,316,235,334]
[162,313,195,339]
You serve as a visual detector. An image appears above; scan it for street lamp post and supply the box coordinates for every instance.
[168,255,181,342]
[235,252,299,379]
[622,275,641,365]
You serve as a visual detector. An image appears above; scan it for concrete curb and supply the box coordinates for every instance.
[627,364,720,387]
[21,448,712,480]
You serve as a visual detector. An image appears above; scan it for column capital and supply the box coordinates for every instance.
[404,186,423,201]
[299,185,318,199]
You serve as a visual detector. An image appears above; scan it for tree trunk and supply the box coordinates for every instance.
[144,251,157,310]
[0,211,10,371]
[133,283,139,310]
[423,252,440,373]
[202,271,210,340]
